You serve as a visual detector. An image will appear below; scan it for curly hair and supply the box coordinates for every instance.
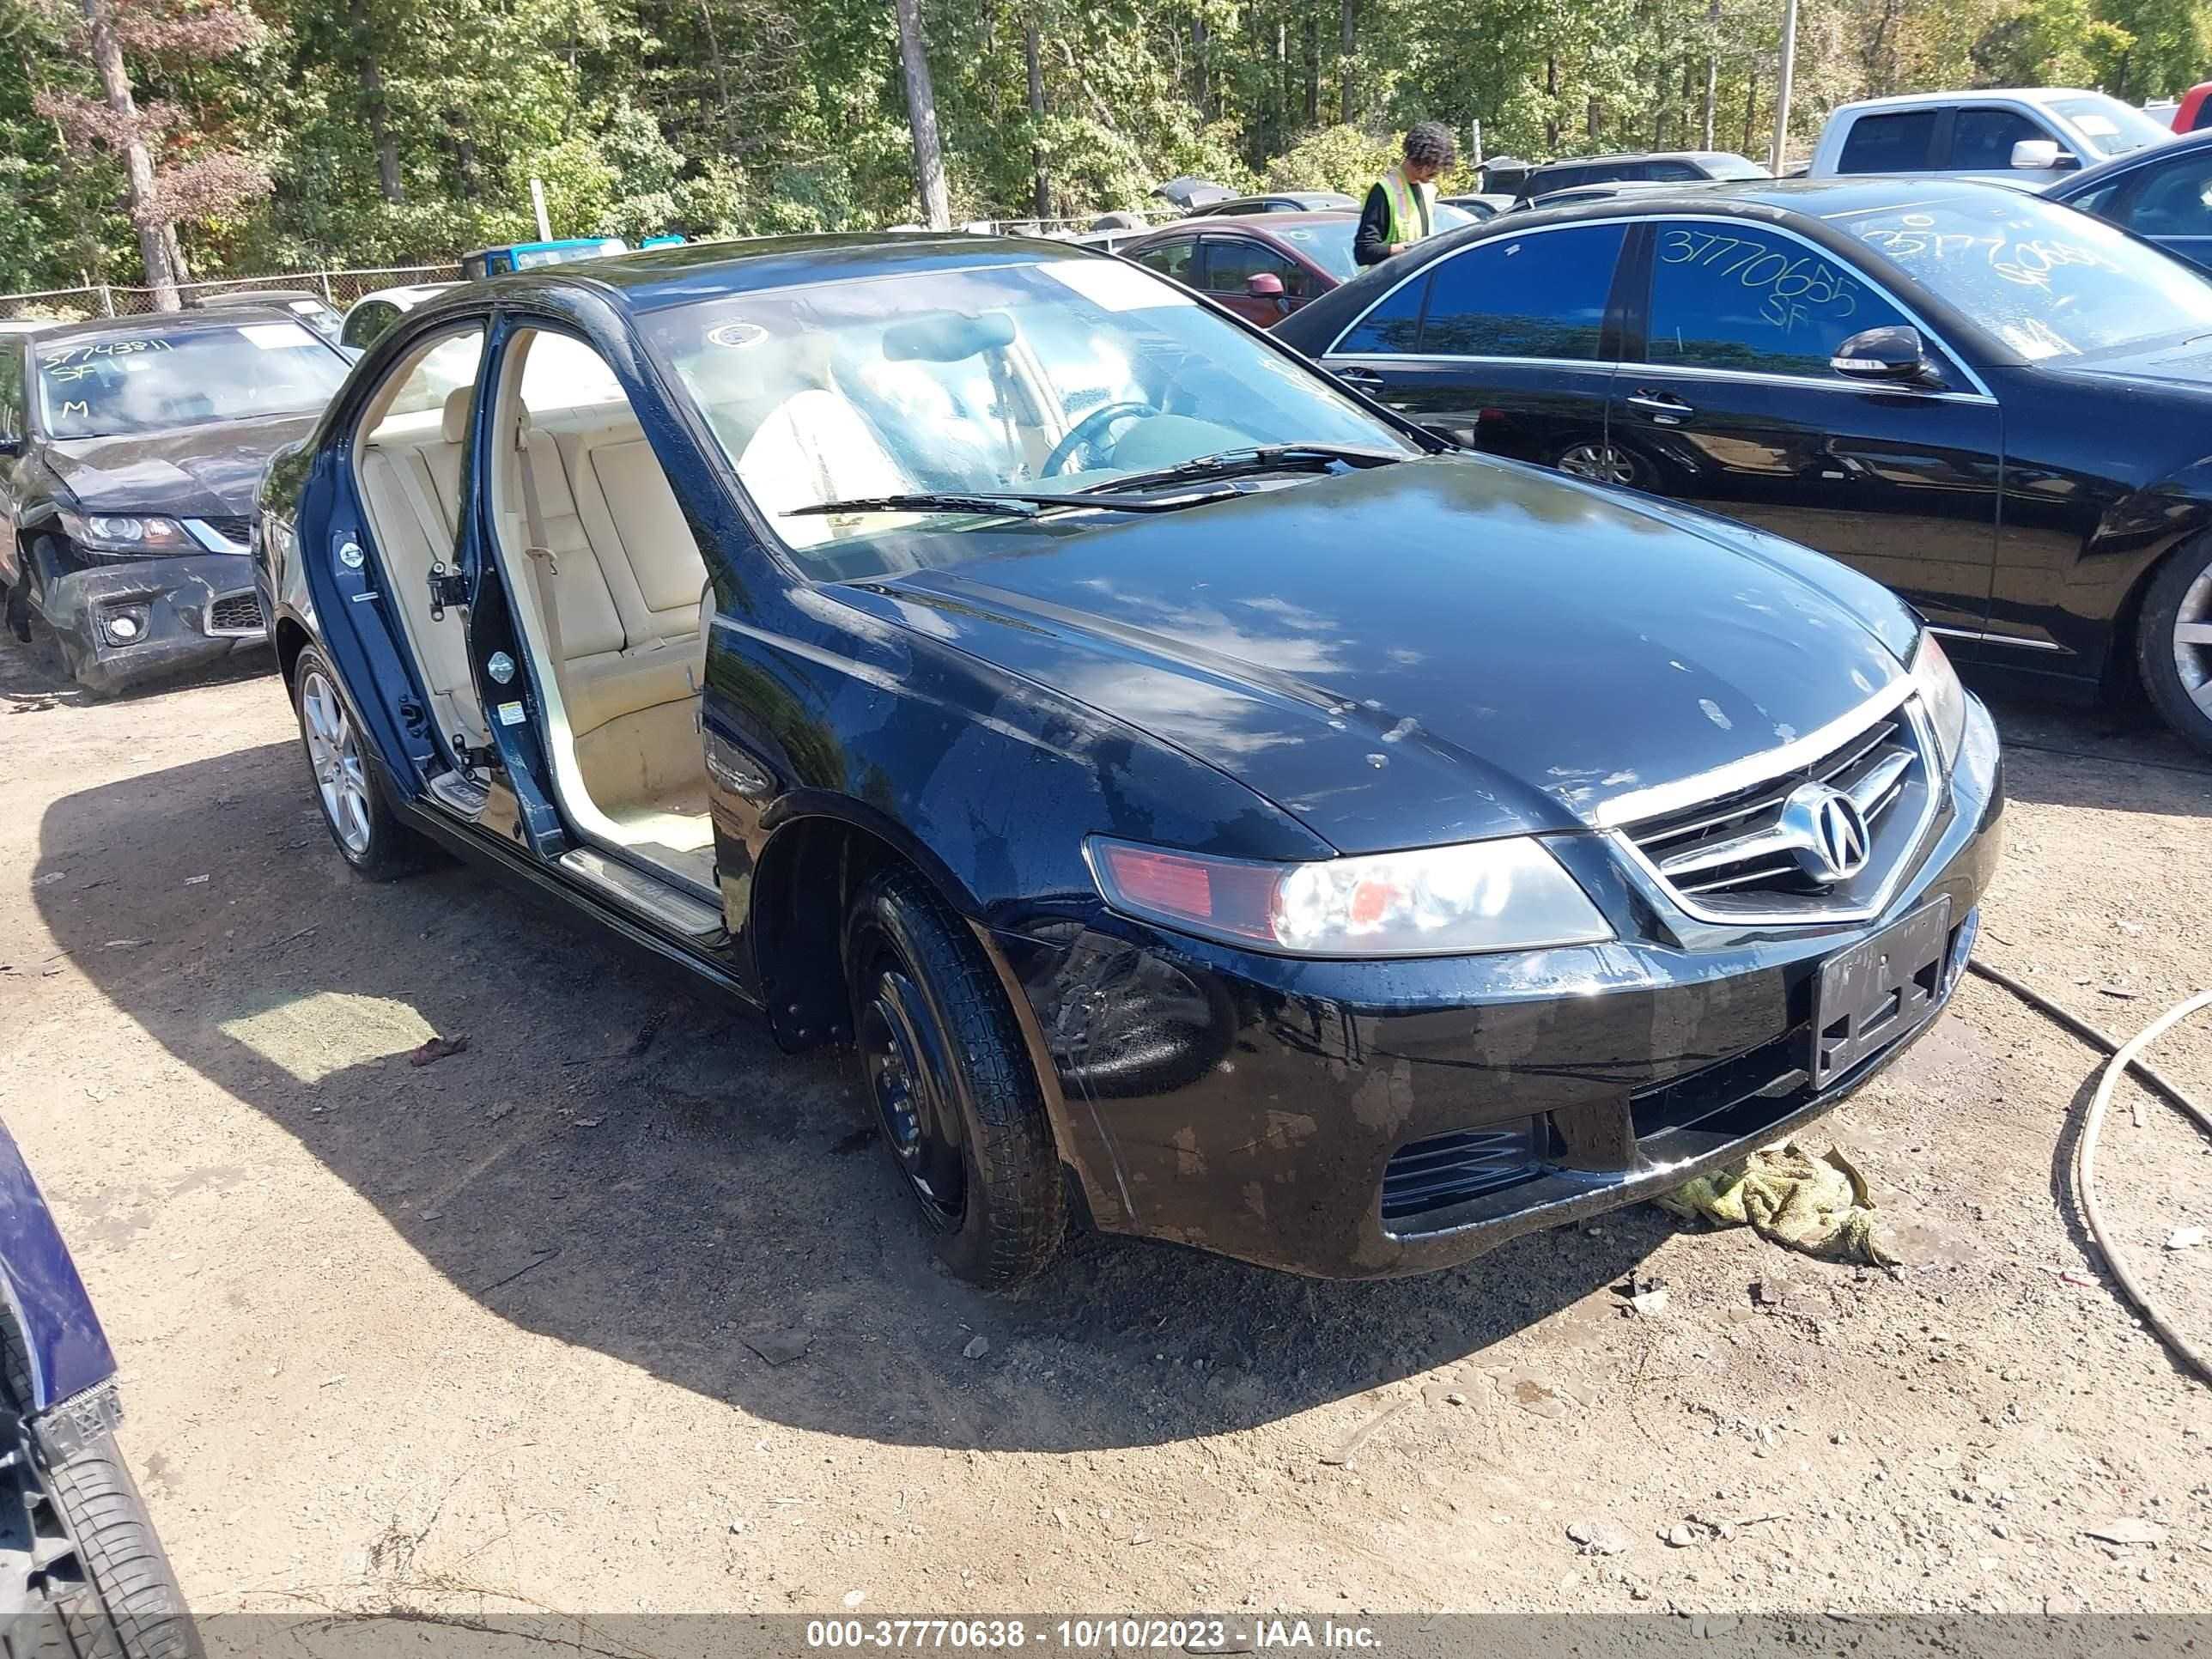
[1403,121,1458,169]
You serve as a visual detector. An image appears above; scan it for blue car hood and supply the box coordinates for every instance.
[870,455,1911,854]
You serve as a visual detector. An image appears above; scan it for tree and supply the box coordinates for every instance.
[31,0,267,306]
[892,0,949,227]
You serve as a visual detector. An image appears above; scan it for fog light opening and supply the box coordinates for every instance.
[104,611,144,643]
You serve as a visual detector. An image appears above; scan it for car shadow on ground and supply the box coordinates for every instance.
[34,736,1673,1454]
[1980,687,2212,817]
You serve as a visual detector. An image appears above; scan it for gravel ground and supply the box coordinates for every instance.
[0,630,2208,1622]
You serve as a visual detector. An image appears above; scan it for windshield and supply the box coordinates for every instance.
[1837,191,2212,360]
[1271,221,1359,278]
[34,322,349,439]
[645,257,1414,578]
[2050,94,2172,158]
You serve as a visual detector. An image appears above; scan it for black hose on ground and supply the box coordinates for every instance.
[1965,957,2212,1385]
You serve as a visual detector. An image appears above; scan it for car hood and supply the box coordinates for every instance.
[2038,337,2212,395]
[41,411,321,519]
[868,456,1912,854]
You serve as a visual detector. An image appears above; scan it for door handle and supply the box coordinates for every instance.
[1626,390,1694,424]
[1334,367,1385,392]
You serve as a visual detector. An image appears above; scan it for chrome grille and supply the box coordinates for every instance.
[1617,700,1935,923]
[204,516,252,546]
[207,592,264,635]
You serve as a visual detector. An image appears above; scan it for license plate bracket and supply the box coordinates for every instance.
[1811,897,1953,1091]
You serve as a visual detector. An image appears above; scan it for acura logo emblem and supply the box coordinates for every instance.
[1780,781,1872,883]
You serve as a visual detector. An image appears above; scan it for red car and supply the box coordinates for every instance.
[1119,211,1363,327]
[2172,83,2212,132]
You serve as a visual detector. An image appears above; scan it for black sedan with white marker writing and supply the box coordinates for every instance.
[1277,176,2212,756]
[0,310,351,692]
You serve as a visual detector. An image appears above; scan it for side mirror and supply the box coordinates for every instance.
[1831,324,1938,386]
[1245,271,1285,300]
[2010,138,2075,170]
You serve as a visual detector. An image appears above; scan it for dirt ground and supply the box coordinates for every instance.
[1,628,2209,1624]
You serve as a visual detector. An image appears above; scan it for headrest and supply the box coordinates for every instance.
[441,386,473,445]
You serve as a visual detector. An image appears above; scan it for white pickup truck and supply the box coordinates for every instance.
[1806,88,2172,185]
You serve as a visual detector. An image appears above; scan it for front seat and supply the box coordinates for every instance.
[735,335,909,550]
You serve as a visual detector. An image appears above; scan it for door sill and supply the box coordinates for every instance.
[424,768,489,817]
[558,847,724,940]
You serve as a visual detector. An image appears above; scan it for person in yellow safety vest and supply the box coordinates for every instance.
[1353,123,1458,266]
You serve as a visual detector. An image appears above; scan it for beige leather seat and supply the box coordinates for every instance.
[359,404,485,744]
[365,380,711,841]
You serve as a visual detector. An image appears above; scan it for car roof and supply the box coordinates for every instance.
[440,232,1123,316]
[1832,87,2103,117]
[351,283,457,307]
[27,306,307,345]
[1528,150,1747,171]
[1493,173,2037,220]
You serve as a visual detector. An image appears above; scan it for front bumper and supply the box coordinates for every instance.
[997,696,2004,1279]
[35,553,270,693]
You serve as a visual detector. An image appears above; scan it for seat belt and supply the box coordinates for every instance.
[514,429,568,696]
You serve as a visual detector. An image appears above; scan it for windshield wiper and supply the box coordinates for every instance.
[785,485,1242,520]
[1078,443,1409,496]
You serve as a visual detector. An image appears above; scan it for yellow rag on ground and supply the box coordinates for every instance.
[1656,1139,1899,1267]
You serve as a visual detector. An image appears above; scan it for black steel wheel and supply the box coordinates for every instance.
[842,866,1066,1286]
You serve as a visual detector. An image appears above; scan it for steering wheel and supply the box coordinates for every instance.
[1040,400,1158,478]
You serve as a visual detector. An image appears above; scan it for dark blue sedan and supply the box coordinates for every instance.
[254,234,2001,1285]
[2050,125,2212,270]
[0,1121,198,1657]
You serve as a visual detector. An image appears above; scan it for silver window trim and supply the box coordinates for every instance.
[1928,624,2070,654]
[1323,211,1996,402]
[1593,672,1916,830]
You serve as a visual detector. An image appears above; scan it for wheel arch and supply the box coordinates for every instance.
[747,800,988,1053]
[273,614,313,689]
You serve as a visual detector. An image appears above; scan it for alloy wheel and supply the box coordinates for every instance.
[301,669,373,855]
[857,961,967,1231]
[1555,442,1641,487]
[2175,563,2212,719]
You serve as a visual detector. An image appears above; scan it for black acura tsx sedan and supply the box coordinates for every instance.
[254,235,2002,1285]
[1274,177,2212,756]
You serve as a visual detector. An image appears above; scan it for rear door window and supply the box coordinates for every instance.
[1837,110,1939,173]
[1416,224,1627,359]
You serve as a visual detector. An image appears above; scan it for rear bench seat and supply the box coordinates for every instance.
[359,386,709,808]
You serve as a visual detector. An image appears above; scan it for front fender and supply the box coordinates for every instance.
[0,1125,114,1413]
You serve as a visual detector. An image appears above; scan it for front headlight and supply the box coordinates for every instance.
[1086,835,1613,958]
[1911,630,1968,774]
[58,510,194,556]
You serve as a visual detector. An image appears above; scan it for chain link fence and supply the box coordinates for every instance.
[0,263,464,324]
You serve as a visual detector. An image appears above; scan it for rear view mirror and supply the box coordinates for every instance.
[1245,272,1285,299]
[882,309,1018,362]
[1831,324,1936,386]
[2010,138,2071,170]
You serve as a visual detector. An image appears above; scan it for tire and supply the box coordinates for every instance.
[2137,535,2212,757]
[1552,437,1651,490]
[843,866,1066,1287]
[0,1416,202,1659]
[290,647,422,879]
